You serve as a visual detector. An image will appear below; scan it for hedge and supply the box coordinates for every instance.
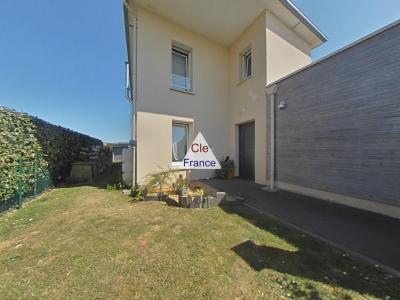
[0,107,103,201]
[31,116,102,181]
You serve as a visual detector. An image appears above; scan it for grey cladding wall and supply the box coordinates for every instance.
[274,23,400,207]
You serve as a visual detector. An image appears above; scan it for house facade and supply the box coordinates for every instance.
[123,0,326,185]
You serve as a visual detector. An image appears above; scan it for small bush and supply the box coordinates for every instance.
[216,156,235,179]
[192,187,205,197]
[130,185,144,202]
[106,182,127,191]
[142,167,176,193]
[172,175,188,195]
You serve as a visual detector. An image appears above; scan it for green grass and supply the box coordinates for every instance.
[0,184,399,299]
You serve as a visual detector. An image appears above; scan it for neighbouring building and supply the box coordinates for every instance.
[109,142,130,163]
[123,0,400,219]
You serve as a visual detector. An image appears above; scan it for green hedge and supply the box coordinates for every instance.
[31,116,102,181]
[0,107,102,201]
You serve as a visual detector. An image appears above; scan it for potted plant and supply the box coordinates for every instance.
[173,176,190,207]
[216,156,235,179]
[189,187,206,208]
[173,175,188,196]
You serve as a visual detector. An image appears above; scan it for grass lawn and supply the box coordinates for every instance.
[0,182,399,299]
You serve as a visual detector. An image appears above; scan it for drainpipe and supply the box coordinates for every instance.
[124,1,138,187]
[266,84,279,191]
[132,14,138,187]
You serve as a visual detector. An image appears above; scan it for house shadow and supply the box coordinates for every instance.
[232,240,298,272]
[220,201,400,299]
[232,240,324,299]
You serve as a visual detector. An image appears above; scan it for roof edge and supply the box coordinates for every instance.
[279,0,327,43]
[266,18,400,88]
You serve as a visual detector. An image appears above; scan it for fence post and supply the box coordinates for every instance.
[34,156,38,196]
[45,170,51,191]
[17,159,25,209]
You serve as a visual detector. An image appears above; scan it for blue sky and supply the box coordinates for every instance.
[1,1,400,143]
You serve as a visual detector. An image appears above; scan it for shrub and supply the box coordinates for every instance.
[142,167,176,193]
[106,183,124,190]
[0,108,47,200]
[172,175,188,195]
[216,156,235,179]
[192,187,205,197]
[130,185,144,202]
[0,106,104,201]
[31,116,102,181]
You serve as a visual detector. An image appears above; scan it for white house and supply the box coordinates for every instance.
[123,0,326,186]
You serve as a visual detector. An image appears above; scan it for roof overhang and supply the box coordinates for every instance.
[275,0,327,48]
[126,0,326,48]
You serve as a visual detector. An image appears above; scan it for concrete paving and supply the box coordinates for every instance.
[201,178,400,275]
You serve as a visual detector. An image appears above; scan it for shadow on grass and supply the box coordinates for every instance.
[221,202,400,299]
[164,196,180,207]
[61,163,124,190]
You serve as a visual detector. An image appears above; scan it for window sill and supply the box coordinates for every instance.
[170,87,195,95]
[237,75,253,86]
[171,162,185,169]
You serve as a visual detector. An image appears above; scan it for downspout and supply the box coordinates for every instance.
[266,84,279,191]
[124,1,138,187]
[132,14,138,187]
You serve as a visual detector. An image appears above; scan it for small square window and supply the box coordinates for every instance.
[172,123,189,162]
[240,48,252,81]
[172,43,192,91]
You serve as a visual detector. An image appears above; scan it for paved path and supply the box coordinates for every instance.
[201,178,400,275]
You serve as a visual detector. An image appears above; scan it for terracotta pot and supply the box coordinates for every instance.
[225,168,235,179]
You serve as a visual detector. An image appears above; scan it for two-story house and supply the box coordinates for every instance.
[123,0,326,186]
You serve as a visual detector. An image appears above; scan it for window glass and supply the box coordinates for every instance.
[241,48,252,80]
[245,52,252,77]
[172,50,188,78]
[172,48,191,90]
[172,124,188,162]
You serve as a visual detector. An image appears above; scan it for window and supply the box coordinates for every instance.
[172,123,189,162]
[240,48,252,80]
[172,43,192,91]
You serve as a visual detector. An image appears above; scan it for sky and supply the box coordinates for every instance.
[1,0,400,143]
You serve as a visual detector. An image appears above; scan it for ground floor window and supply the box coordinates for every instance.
[172,123,188,162]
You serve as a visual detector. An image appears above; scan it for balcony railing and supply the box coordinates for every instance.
[171,74,192,92]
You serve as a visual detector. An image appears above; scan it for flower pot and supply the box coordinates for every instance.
[158,192,168,201]
[179,195,189,208]
[225,168,235,179]
[189,195,203,208]
[144,193,159,201]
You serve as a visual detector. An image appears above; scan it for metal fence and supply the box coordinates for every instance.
[0,159,52,214]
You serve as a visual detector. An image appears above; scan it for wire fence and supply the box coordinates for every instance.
[0,158,52,214]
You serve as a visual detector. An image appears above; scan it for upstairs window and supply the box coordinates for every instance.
[240,47,252,81]
[172,42,192,92]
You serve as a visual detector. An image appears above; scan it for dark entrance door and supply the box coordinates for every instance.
[239,122,255,180]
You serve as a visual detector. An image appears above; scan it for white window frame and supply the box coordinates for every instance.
[240,46,252,82]
[171,42,192,92]
[172,122,189,166]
